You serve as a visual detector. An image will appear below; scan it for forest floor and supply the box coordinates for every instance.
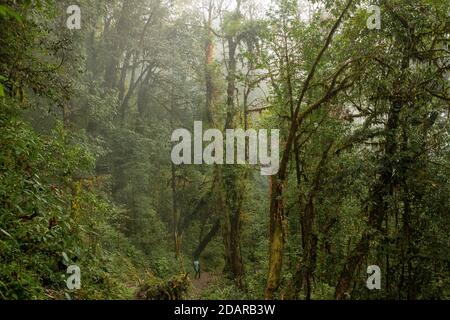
[190,272,217,299]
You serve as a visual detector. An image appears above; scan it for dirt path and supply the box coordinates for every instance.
[190,272,217,299]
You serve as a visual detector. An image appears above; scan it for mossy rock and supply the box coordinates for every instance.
[136,274,191,300]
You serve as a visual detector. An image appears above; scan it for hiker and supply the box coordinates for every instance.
[193,260,201,279]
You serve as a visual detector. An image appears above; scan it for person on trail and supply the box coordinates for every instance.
[193,260,201,279]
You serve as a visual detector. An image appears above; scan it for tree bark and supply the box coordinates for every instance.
[221,25,244,286]
[193,219,221,260]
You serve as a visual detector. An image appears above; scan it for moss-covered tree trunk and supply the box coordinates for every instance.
[221,34,245,286]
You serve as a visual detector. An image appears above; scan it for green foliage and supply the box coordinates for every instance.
[198,277,248,300]
[0,4,22,22]
[0,99,150,299]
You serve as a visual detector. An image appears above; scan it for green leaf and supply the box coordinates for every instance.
[0,228,13,239]
[62,251,70,263]
[0,5,23,22]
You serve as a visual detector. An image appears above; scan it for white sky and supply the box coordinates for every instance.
[220,0,319,21]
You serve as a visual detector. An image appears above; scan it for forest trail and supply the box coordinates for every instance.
[190,272,217,299]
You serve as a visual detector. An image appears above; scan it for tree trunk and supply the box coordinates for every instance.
[221,34,245,286]
[193,220,221,260]
[264,1,353,298]
[335,95,402,299]
[204,0,215,124]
